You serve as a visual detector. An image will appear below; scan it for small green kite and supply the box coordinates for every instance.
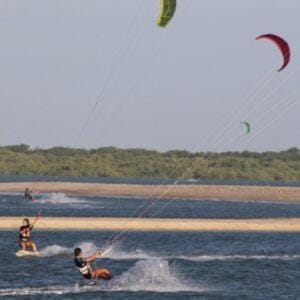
[241,121,251,134]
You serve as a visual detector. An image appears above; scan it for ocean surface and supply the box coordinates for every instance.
[0,176,299,299]
[0,230,299,299]
[0,192,300,219]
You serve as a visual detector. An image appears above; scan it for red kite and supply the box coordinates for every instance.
[256,34,290,72]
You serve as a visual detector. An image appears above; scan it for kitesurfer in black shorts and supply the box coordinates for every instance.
[74,248,113,280]
[19,215,40,252]
[24,188,35,201]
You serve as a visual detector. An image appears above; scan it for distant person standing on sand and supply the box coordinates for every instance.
[19,214,40,252]
[24,187,36,201]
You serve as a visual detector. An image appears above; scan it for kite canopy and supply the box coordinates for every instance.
[241,121,251,134]
[157,0,177,27]
[256,34,290,72]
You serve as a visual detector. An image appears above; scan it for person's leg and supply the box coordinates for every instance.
[19,242,26,251]
[27,241,37,251]
[92,269,113,280]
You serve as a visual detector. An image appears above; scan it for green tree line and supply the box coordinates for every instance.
[0,145,299,181]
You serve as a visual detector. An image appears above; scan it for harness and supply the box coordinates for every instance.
[75,258,93,279]
[19,225,32,242]
[77,264,92,276]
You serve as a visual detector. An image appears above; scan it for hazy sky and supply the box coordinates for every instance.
[0,0,299,151]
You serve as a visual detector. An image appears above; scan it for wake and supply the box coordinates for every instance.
[40,241,99,257]
[176,254,300,261]
[5,242,297,297]
[0,260,204,296]
[36,193,92,208]
[39,241,300,262]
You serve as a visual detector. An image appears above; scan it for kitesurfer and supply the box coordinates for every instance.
[19,215,40,252]
[74,247,113,280]
[24,188,35,201]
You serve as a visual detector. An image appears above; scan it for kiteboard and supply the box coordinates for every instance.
[15,250,40,257]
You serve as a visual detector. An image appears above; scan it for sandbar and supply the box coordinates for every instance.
[0,217,299,232]
[0,182,299,202]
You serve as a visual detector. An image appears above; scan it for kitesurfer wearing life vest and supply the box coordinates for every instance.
[74,248,113,280]
[19,215,40,252]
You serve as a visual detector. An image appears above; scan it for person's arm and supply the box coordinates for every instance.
[86,250,101,263]
[32,216,39,225]
[31,212,41,228]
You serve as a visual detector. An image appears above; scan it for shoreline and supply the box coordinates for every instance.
[0,182,299,203]
[0,217,299,232]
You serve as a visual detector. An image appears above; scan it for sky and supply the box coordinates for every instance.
[0,0,299,152]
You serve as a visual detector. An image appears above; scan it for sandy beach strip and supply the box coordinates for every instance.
[0,217,299,232]
[0,182,299,202]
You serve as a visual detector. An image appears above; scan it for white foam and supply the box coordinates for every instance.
[3,244,297,297]
[110,259,202,292]
[39,241,99,257]
[0,260,204,296]
[37,193,91,207]
[40,245,71,257]
[75,241,99,256]
[39,241,157,260]
[39,243,156,260]
[107,246,158,261]
[101,244,300,262]
[176,254,300,261]
[39,241,300,262]
[0,284,101,297]
[0,192,22,196]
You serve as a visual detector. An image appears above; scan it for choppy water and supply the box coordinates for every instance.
[0,231,299,299]
[0,187,299,299]
[1,192,300,219]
